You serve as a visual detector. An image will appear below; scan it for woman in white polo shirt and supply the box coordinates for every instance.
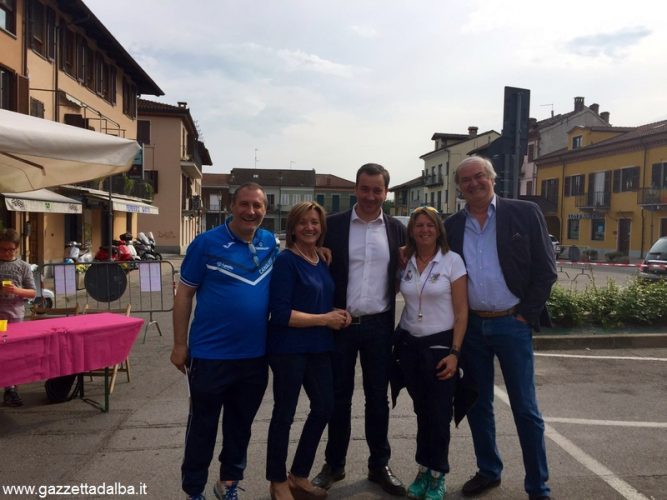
[396,206,468,500]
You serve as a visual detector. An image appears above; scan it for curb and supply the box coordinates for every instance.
[534,333,667,350]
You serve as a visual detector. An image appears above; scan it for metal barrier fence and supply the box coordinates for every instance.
[35,261,177,341]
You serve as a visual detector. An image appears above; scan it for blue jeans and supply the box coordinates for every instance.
[266,352,334,481]
[463,314,550,497]
[324,311,393,470]
[181,357,268,497]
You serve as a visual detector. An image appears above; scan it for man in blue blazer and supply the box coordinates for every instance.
[312,163,407,496]
[444,156,556,500]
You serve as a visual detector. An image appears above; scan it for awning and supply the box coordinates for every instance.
[84,192,159,215]
[3,189,82,214]
[0,109,140,193]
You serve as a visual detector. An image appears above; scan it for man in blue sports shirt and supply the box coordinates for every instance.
[171,182,279,500]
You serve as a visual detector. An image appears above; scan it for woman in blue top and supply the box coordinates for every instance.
[266,201,351,500]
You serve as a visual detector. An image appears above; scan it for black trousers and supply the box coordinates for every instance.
[397,328,456,473]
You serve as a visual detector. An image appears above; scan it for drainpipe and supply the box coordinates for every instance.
[640,139,647,257]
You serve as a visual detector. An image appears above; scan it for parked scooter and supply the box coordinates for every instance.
[136,232,162,260]
[29,263,55,309]
[64,241,93,264]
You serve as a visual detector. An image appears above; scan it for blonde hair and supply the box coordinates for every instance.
[285,202,327,248]
[404,206,449,260]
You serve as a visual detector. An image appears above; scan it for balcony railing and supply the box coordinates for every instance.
[637,187,667,208]
[575,190,610,210]
[424,174,443,187]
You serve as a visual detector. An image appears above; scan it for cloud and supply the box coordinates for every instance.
[347,24,379,38]
[565,26,652,58]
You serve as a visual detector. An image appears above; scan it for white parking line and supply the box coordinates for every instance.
[545,417,667,428]
[535,353,667,362]
[494,386,650,500]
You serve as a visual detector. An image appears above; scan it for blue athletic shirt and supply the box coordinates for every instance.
[180,223,278,360]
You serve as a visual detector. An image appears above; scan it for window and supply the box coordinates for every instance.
[29,97,44,117]
[137,120,150,145]
[122,79,137,117]
[332,194,340,212]
[60,27,76,76]
[572,135,583,149]
[591,218,605,241]
[652,163,667,189]
[266,194,275,210]
[316,194,325,206]
[541,178,559,205]
[437,191,441,211]
[567,219,580,240]
[612,166,640,192]
[28,0,55,58]
[0,66,14,110]
[564,174,585,196]
[0,0,16,34]
[527,144,535,161]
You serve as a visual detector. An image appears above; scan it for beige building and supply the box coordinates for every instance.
[137,99,212,254]
[420,127,500,215]
[0,0,162,263]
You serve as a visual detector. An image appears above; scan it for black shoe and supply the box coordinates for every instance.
[462,472,501,497]
[368,465,406,497]
[3,387,23,407]
[312,464,345,490]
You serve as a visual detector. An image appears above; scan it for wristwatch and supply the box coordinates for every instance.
[450,347,460,358]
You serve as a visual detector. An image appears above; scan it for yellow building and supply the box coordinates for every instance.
[536,121,667,259]
[0,0,162,263]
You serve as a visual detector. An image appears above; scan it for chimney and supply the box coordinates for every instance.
[574,96,585,112]
[529,117,537,129]
[600,111,610,123]
[177,101,188,108]
[589,103,599,114]
[468,126,478,137]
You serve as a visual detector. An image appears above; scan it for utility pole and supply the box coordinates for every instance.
[254,148,259,168]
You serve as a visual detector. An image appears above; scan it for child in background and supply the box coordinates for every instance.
[0,228,36,407]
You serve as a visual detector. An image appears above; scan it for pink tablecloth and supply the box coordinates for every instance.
[0,313,144,387]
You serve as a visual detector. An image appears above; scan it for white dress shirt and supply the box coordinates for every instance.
[346,206,390,316]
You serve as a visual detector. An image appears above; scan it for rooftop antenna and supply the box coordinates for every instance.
[289,160,295,169]
[254,148,259,168]
[540,103,554,118]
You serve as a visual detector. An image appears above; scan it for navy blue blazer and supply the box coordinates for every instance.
[324,209,407,316]
[444,197,557,330]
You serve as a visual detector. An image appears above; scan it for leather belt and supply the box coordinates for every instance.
[470,307,516,318]
[349,311,390,325]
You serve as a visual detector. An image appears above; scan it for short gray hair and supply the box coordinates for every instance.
[454,156,497,185]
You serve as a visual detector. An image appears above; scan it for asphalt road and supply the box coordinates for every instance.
[1,304,665,499]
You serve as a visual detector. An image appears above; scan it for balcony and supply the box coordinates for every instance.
[79,176,154,201]
[637,187,667,210]
[576,191,610,211]
[424,174,443,187]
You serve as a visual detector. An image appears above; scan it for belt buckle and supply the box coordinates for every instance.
[350,316,362,325]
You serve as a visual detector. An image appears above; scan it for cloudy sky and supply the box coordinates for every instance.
[85,0,667,187]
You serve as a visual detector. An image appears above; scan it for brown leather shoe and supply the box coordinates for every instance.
[288,473,327,500]
[311,464,345,490]
[368,465,406,496]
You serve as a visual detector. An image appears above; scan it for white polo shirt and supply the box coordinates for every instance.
[398,249,467,337]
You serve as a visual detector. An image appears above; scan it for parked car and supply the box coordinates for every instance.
[549,234,562,257]
[638,236,667,281]
[394,216,410,227]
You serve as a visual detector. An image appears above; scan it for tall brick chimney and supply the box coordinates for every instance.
[600,111,610,123]
[468,126,478,137]
[589,103,599,114]
[574,96,585,112]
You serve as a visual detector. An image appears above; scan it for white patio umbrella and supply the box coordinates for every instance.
[0,109,140,193]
